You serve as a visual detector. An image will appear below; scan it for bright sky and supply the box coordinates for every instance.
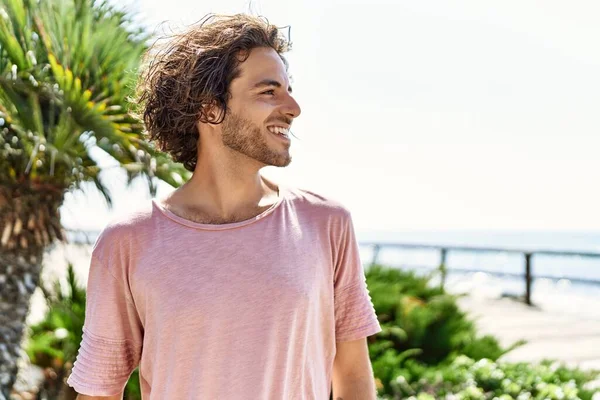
[59,0,600,233]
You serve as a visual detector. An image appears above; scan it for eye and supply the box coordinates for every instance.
[261,89,275,95]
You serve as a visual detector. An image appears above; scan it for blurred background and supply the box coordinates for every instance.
[1,0,600,398]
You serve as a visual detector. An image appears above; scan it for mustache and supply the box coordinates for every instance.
[266,117,293,126]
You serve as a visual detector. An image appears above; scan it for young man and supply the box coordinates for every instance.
[67,14,381,400]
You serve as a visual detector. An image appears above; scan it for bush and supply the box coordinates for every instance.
[380,356,600,399]
[366,265,599,399]
[366,265,523,393]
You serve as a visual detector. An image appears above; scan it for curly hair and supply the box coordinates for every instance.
[134,14,291,172]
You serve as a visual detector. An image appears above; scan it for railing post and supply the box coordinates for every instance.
[524,253,533,305]
[439,248,447,289]
[371,244,381,266]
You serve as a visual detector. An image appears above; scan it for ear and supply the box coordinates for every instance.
[199,100,225,124]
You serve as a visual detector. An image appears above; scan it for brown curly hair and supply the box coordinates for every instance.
[135,14,291,172]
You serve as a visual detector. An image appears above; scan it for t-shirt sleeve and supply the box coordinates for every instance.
[333,212,382,342]
[66,252,143,396]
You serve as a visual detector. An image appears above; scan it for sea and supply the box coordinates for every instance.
[356,230,600,317]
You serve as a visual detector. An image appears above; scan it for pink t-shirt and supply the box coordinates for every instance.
[66,184,381,399]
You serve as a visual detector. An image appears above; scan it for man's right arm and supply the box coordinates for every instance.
[76,394,123,400]
[67,251,144,398]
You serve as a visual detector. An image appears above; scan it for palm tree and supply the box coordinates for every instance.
[0,0,190,395]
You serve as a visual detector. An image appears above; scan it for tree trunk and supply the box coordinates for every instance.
[0,186,65,399]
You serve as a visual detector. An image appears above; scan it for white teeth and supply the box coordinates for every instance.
[268,126,289,136]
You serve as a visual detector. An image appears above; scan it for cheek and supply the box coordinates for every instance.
[244,100,277,125]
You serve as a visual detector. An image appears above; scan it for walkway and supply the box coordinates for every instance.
[459,295,600,370]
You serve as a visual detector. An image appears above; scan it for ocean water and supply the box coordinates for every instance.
[356,230,600,314]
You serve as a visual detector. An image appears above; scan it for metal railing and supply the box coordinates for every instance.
[361,242,600,305]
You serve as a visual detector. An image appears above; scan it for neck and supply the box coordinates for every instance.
[167,148,279,222]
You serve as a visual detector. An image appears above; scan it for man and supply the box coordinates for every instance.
[67,14,381,399]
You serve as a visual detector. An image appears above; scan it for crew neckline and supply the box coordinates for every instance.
[152,182,288,231]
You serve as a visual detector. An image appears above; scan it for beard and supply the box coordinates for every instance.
[220,111,292,167]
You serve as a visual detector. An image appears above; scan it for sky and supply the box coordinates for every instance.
[59,0,600,233]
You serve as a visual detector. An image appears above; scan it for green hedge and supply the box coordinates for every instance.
[380,356,599,399]
[366,264,524,393]
[365,265,599,399]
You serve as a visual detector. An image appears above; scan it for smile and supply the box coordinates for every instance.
[267,126,291,141]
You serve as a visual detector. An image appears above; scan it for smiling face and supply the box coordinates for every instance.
[220,46,301,167]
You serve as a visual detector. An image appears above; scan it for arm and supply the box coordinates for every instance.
[331,338,377,400]
[76,394,122,400]
[66,253,143,396]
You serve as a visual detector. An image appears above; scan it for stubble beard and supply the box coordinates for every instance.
[221,111,292,168]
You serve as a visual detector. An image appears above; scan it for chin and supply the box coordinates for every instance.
[268,156,292,168]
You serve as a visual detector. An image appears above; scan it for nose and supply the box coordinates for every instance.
[283,93,301,119]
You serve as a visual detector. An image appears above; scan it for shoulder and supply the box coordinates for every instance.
[91,200,155,259]
[283,186,353,222]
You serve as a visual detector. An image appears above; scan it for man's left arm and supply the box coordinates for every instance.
[331,338,377,400]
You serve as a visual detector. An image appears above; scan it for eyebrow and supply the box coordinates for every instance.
[252,79,293,93]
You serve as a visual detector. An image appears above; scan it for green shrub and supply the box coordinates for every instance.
[381,356,600,399]
[366,264,520,392]
[366,265,598,399]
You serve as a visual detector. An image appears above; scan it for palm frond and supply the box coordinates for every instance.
[0,0,190,207]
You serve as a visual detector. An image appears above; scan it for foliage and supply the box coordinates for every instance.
[25,263,85,368]
[366,265,524,393]
[0,0,190,204]
[125,368,142,400]
[366,265,599,399]
[377,355,600,399]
